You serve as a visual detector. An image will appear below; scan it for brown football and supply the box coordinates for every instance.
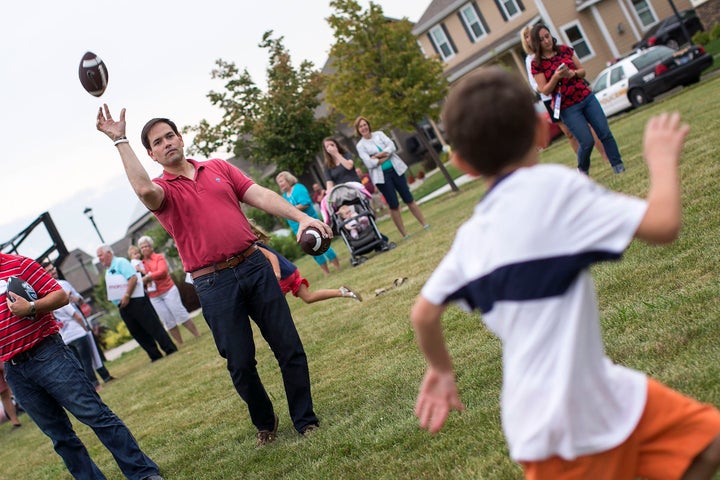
[299,226,331,256]
[78,51,109,97]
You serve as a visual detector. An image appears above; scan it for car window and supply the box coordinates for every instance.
[609,66,625,85]
[593,71,609,92]
[631,47,674,70]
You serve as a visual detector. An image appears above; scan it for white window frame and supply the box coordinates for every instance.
[429,25,456,61]
[560,20,595,61]
[459,3,488,42]
[627,0,658,30]
[417,40,427,56]
[498,0,522,21]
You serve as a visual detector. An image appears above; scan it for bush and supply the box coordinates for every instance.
[710,23,720,41]
[103,321,133,349]
[246,206,281,232]
[693,30,710,45]
[268,232,303,262]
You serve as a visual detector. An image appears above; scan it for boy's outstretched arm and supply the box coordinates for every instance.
[411,296,465,434]
[635,112,690,244]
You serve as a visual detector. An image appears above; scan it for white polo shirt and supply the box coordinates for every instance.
[422,164,648,462]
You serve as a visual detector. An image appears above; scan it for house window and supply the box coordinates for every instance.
[562,22,594,60]
[631,0,657,28]
[428,25,457,61]
[459,3,489,42]
[495,0,524,21]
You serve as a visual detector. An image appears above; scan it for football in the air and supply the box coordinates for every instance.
[78,51,109,97]
[299,226,331,256]
[6,276,38,303]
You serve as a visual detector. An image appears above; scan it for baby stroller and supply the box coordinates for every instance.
[324,182,396,266]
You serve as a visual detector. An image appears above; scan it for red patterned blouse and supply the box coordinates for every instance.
[531,45,591,110]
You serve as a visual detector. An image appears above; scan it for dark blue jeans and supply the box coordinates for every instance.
[193,249,318,433]
[4,335,159,480]
[377,167,414,210]
[560,94,623,174]
[67,334,99,388]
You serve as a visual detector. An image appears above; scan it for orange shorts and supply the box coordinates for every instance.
[522,378,720,480]
[278,269,309,297]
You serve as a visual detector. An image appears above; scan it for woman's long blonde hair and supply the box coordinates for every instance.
[520,25,534,55]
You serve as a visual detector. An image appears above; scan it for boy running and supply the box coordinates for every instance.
[411,67,720,480]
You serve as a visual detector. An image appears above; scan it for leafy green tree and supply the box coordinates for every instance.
[184,31,331,174]
[326,0,457,190]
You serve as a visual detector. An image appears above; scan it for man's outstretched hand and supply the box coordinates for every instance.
[97,104,127,142]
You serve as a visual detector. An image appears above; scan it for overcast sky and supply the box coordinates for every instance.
[0,0,429,260]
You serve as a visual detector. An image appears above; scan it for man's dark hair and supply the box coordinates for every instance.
[441,67,536,176]
[140,118,180,150]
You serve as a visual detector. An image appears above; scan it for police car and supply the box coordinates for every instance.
[592,44,712,117]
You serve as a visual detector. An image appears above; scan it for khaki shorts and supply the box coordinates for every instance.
[521,378,720,480]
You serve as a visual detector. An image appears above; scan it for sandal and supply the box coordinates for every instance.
[393,277,408,288]
[339,286,362,302]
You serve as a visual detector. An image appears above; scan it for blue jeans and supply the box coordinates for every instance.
[67,334,99,388]
[560,94,623,174]
[4,335,159,480]
[377,167,414,210]
[193,249,318,433]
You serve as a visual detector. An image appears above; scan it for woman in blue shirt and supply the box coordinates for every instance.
[276,171,341,275]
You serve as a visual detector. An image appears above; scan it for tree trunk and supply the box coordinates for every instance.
[413,125,459,192]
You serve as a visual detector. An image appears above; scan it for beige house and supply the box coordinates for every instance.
[413,0,697,84]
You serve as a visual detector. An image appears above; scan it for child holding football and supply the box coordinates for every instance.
[411,66,720,479]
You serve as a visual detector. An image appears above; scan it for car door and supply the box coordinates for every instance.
[592,70,612,114]
[604,65,632,115]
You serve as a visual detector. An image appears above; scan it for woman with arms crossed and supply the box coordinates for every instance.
[355,116,429,238]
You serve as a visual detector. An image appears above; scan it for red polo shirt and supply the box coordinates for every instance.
[0,254,61,362]
[152,158,258,272]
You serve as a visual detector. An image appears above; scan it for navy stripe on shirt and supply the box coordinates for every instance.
[446,250,622,314]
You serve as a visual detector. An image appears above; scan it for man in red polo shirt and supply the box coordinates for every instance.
[1,253,163,479]
[97,105,331,447]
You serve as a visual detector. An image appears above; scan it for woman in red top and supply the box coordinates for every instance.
[138,236,201,346]
[530,24,625,176]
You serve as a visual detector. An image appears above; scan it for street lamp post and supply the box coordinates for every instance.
[83,207,105,243]
[668,0,692,46]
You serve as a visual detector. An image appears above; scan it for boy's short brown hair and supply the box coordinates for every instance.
[442,67,536,176]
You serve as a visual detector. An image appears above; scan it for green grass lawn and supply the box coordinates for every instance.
[2,75,720,479]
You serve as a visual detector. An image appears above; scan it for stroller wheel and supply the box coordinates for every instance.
[380,242,396,252]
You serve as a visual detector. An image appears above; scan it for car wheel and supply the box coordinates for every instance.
[629,89,649,108]
[684,75,701,86]
[666,38,680,50]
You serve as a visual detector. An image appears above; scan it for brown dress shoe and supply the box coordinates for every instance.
[256,415,279,448]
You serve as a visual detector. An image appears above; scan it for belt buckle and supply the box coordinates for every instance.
[223,256,238,269]
[10,352,28,365]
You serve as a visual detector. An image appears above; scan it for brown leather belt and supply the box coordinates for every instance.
[190,244,258,280]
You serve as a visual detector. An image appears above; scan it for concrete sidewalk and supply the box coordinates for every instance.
[416,173,477,204]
